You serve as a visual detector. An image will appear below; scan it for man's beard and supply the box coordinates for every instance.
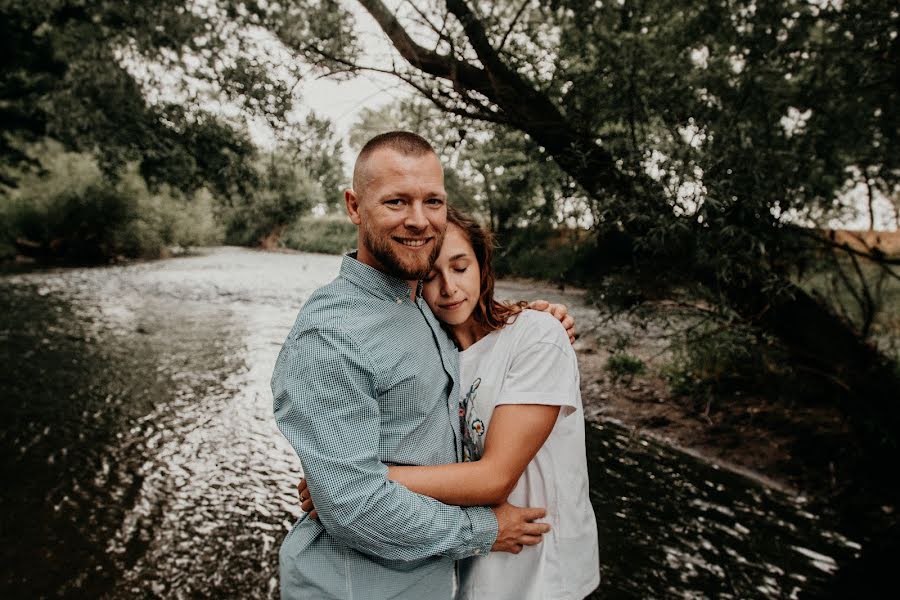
[362,220,443,280]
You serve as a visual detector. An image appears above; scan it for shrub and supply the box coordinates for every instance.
[282,215,357,255]
[2,140,222,262]
[605,352,646,383]
[663,323,788,400]
[220,151,320,247]
[493,224,597,284]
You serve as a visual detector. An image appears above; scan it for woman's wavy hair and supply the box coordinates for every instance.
[445,207,525,334]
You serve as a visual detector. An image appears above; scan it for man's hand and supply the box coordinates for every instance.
[297,477,318,520]
[527,300,576,344]
[491,501,551,554]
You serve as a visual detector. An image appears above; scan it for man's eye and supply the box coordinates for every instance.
[385,199,403,206]
[426,198,445,206]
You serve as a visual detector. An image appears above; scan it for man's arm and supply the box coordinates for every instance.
[273,326,544,560]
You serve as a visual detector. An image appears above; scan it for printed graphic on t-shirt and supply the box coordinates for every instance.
[459,377,486,461]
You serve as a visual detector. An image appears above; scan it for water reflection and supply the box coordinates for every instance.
[585,425,858,599]
[1,248,857,598]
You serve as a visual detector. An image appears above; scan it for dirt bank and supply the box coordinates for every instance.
[574,334,859,500]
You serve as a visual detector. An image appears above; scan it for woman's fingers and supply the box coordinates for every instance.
[562,315,576,343]
[527,299,549,311]
[298,478,318,515]
[297,477,308,504]
[550,303,567,320]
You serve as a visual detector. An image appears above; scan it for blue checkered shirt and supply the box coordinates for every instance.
[272,253,498,600]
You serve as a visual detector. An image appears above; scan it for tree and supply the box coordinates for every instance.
[278,0,900,435]
[221,147,323,247]
[282,113,347,211]
[0,0,296,196]
[1,0,354,255]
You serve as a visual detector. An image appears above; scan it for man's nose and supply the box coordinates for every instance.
[404,202,428,230]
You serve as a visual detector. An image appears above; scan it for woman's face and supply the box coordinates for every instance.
[423,224,482,327]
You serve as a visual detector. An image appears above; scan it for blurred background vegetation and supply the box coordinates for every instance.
[1,0,898,590]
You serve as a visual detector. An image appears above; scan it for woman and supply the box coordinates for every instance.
[302,208,599,599]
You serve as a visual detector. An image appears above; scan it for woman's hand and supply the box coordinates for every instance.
[297,477,318,519]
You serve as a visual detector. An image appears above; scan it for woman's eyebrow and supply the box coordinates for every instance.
[449,253,469,261]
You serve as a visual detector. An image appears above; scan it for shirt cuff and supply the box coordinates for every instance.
[465,505,498,558]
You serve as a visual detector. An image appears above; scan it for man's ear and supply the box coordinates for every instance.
[345,189,362,225]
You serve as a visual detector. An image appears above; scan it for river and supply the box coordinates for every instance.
[0,247,859,598]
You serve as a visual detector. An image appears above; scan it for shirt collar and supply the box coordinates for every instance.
[340,252,417,302]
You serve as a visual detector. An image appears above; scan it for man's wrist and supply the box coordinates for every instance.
[467,505,498,557]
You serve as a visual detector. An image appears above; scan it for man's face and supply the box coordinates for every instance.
[346,148,447,280]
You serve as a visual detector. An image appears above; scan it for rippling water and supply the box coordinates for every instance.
[0,248,858,598]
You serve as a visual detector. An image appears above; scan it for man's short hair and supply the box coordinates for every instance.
[352,131,437,193]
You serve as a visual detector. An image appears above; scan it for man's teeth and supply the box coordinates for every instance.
[398,239,427,247]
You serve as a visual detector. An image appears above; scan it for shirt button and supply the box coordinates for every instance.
[396,297,403,304]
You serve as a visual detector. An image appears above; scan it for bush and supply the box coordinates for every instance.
[2,141,222,262]
[605,352,646,383]
[493,224,597,284]
[282,216,357,255]
[663,323,788,400]
[220,151,321,247]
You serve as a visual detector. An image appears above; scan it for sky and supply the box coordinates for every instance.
[247,0,410,165]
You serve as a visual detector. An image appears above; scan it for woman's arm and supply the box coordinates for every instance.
[388,404,560,506]
[297,404,560,514]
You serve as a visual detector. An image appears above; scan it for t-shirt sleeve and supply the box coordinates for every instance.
[496,311,579,417]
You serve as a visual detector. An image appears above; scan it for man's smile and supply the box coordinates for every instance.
[394,237,433,248]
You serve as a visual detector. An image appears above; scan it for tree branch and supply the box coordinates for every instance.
[301,41,506,124]
[794,226,900,266]
[401,0,453,46]
[355,0,495,97]
[498,0,531,52]
[355,0,644,202]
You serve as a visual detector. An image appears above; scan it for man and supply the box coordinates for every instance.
[272,131,573,600]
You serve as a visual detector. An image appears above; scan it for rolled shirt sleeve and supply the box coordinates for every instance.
[272,325,497,562]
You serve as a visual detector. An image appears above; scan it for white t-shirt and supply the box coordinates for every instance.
[456,310,600,600]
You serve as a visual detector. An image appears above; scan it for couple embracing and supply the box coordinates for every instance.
[272,132,599,600]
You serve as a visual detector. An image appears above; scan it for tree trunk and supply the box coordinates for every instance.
[727,278,900,430]
[259,224,286,250]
